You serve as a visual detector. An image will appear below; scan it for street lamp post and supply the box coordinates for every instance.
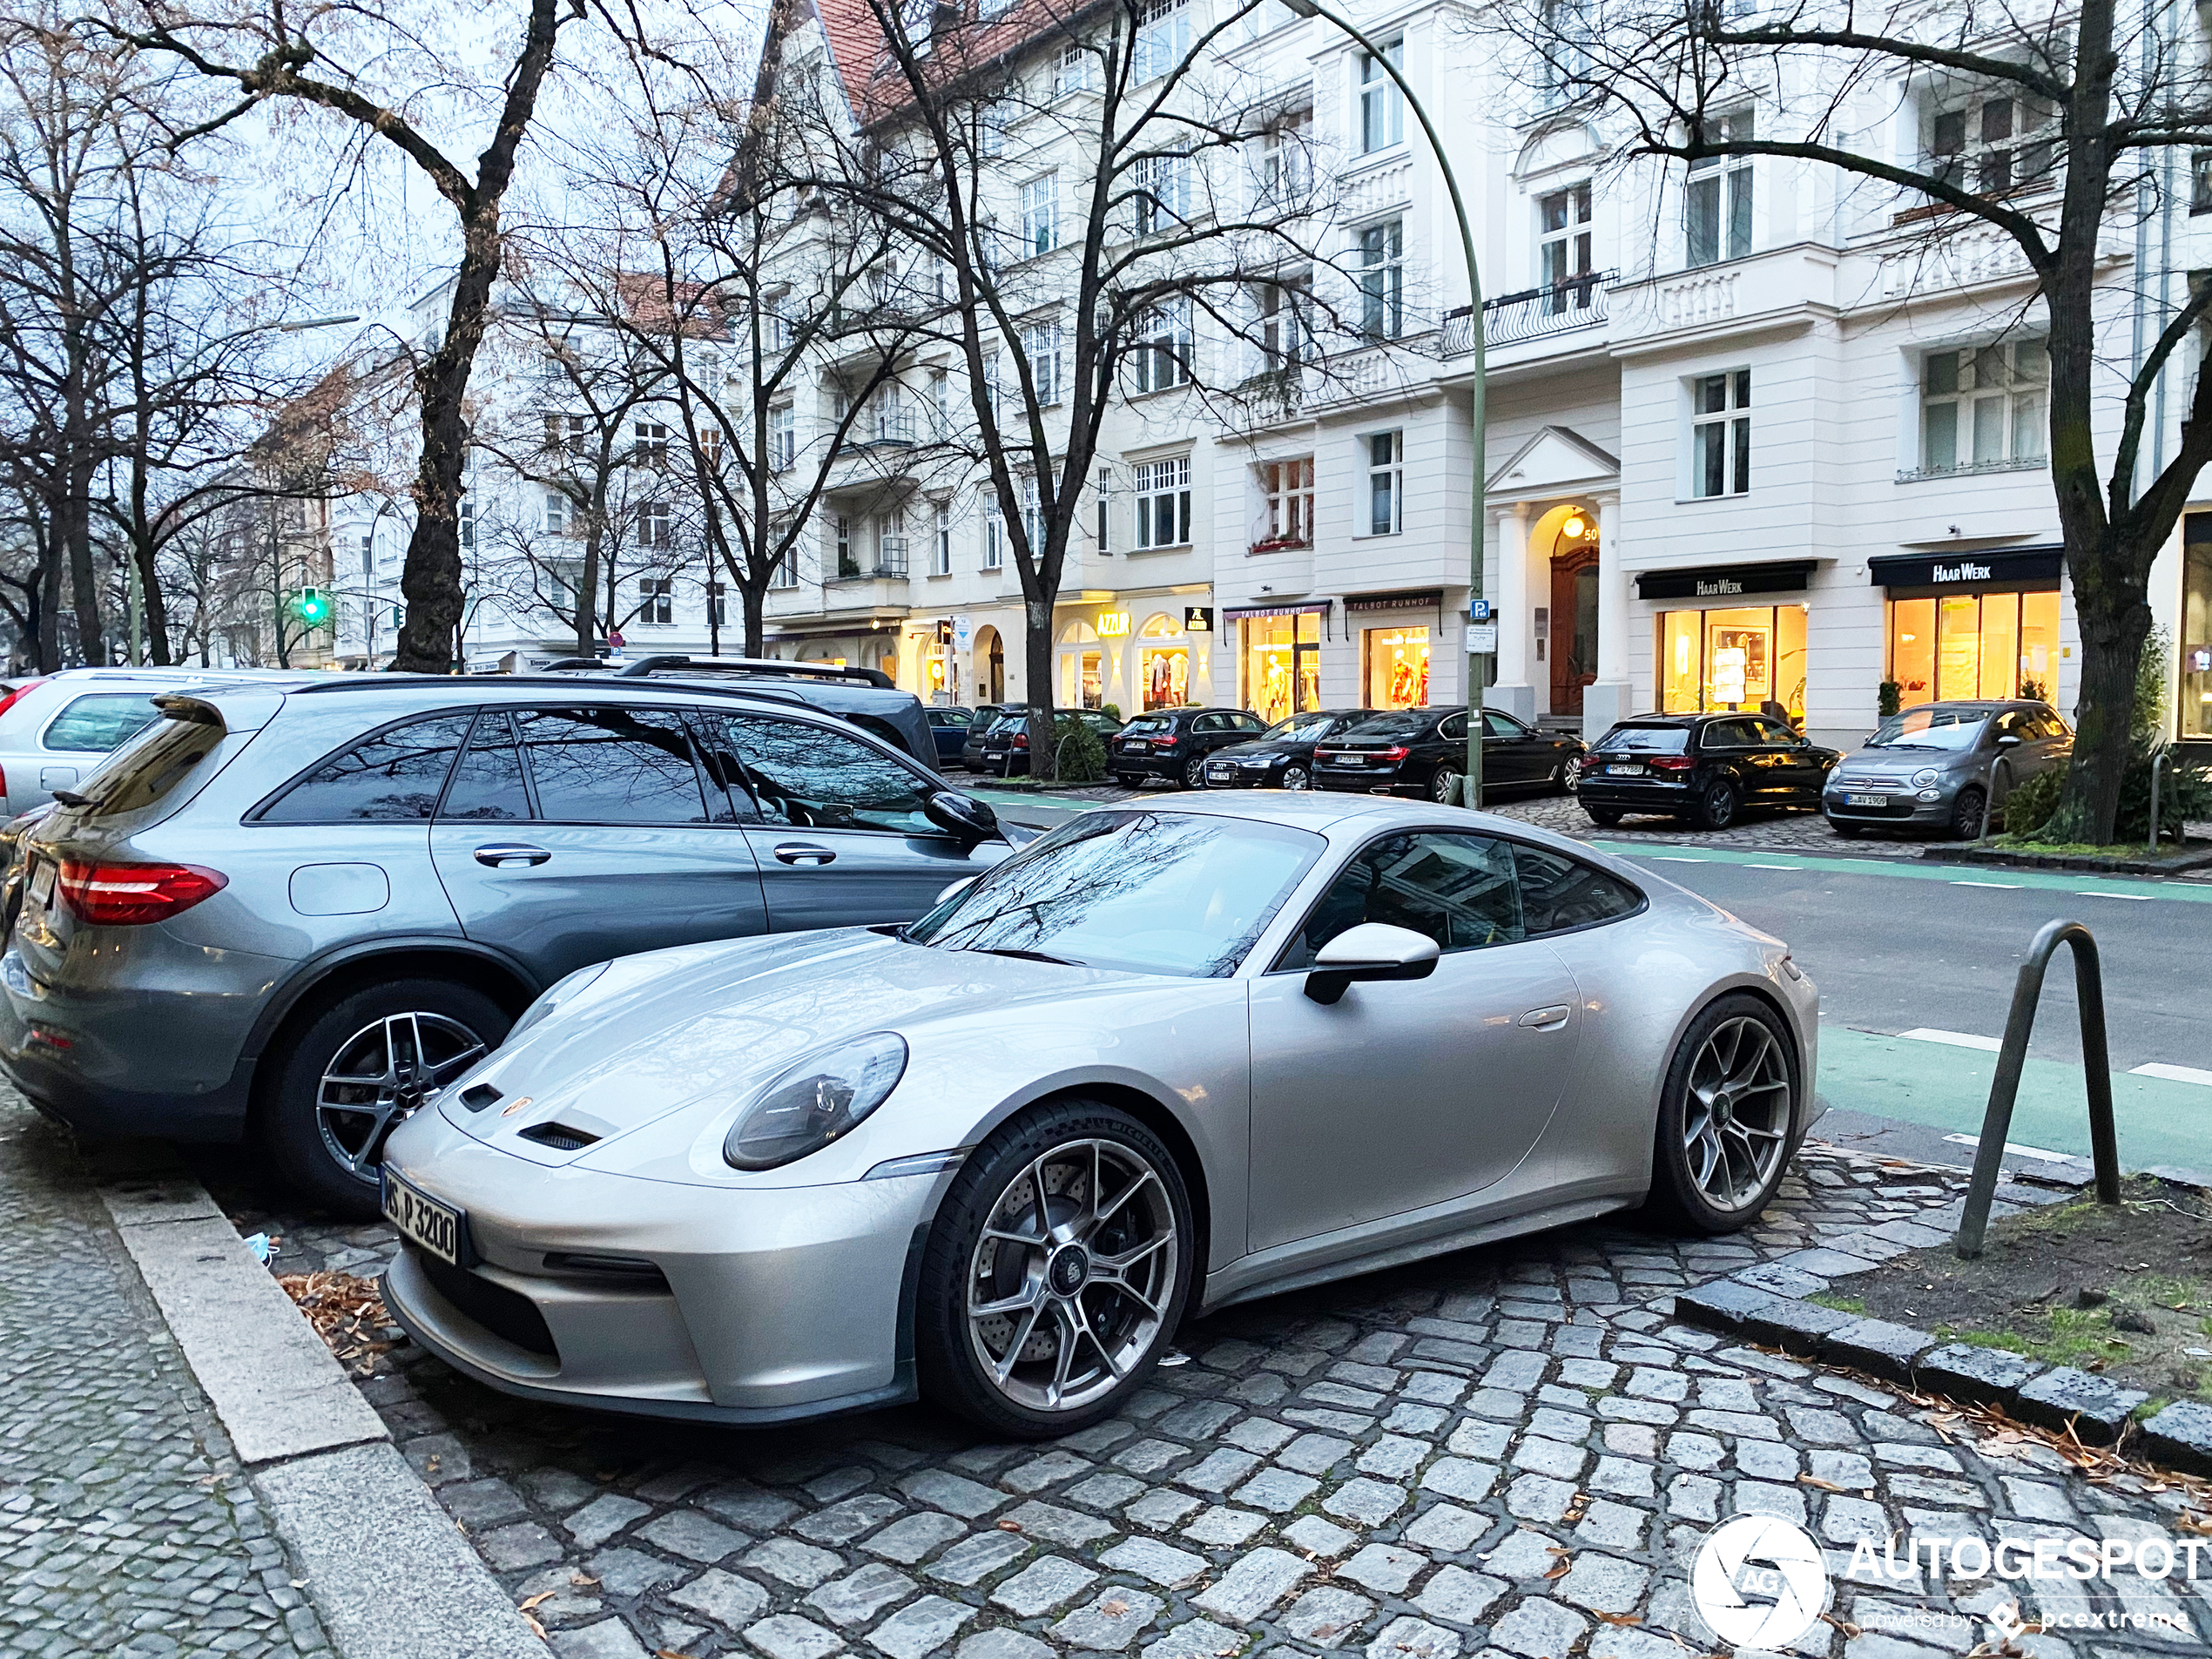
[361,496,412,666]
[1280,0,1489,806]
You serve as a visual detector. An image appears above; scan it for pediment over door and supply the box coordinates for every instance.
[1486,426,1620,504]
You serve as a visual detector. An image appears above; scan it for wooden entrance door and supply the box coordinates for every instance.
[1550,547,1600,716]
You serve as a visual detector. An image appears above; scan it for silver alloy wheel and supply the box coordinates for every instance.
[317,1012,489,1179]
[1184,756,1207,788]
[1281,764,1311,791]
[1430,767,1460,804]
[965,1137,1178,1413]
[1681,1015,1791,1211]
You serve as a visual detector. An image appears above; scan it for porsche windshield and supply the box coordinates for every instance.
[908,810,1325,977]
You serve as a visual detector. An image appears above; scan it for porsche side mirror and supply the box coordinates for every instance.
[925,791,1000,846]
[1305,922,1441,1006]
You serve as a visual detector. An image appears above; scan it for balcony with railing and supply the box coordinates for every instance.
[1442,270,1614,357]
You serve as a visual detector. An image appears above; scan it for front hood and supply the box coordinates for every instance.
[437,927,1157,1165]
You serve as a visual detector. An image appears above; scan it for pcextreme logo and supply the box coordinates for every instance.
[1691,1515,1831,1649]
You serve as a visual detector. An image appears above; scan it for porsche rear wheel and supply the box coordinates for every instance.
[916,1100,1192,1437]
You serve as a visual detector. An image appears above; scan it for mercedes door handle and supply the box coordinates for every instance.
[1518,1005,1572,1030]
[474,843,551,868]
[772,843,838,867]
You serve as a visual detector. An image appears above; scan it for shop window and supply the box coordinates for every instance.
[1255,458,1314,551]
[2185,529,2212,735]
[1242,612,1322,722]
[1885,588,2060,707]
[1059,619,1104,710]
[1139,613,1190,709]
[1366,625,1430,707]
[1685,111,1753,267]
[1134,456,1191,548]
[1689,369,1750,498]
[1654,604,1808,716]
[1920,341,2047,475]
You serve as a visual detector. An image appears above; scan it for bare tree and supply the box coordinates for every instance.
[105,0,584,673]
[1502,0,2212,841]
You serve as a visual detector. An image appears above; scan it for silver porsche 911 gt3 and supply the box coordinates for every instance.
[380,792,1818,1438]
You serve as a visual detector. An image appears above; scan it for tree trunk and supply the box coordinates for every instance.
[743,583,765,660]
[132,536,172,665]
[575,522,603,657]
[2043,533,2152,844]
[62,462,102,666]
[1023,596,1055,783]
[35,527,61,673]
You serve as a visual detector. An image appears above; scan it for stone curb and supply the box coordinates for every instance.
[1669,1184,2212,1468]
[93,1158,550,1659]
[1918,840,2212,876]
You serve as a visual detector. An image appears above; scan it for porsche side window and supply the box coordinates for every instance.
[258,712,475,823]
[1283,831,1523,968]
[1511,843,1643,936]
[711,713,937,836]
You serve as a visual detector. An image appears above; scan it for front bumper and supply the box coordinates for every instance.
[379,1116,946,1423]
[1823,786,1952,826]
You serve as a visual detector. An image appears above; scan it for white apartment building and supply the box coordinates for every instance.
[770,0,2212,754]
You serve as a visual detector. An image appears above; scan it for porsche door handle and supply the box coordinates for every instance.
[772,843,838,867]
[1518,1005,1572,1030]
[474,843,551,868]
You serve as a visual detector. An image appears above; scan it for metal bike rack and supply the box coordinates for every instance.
[1977,754,2014,841]
[2148,747,2172,855]
[1954,919,2121,1258]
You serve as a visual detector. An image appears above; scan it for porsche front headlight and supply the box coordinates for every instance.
[723,1033,908,1171]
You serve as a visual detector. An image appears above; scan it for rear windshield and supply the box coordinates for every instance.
[1594,725,1689,755]
[44,693,165,753]
[69,711,227,818]
[1121,715,1174,735]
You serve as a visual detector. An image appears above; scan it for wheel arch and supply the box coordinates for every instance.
[1674,976,1812,1135]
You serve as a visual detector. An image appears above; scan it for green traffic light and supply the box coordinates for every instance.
[293,588,331,625]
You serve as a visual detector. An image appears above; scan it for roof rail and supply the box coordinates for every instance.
[540,657,611,672]
[616,654,896,691]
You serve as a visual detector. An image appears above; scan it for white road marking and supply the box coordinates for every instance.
[1951,880,2025,888]
[1898,1028,2005,1052]
[1743,863,1799,870]
[2131,1062,2212,1088]
[1648,856,1709,863]
[1941,1133,2079,1163]
[2079,891,2153,901]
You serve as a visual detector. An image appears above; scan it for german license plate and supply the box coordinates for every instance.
[1606,764,1645,775]
[1125,741,1149,753]
[1845,793,1889,808]
[1207,764,1233,780]
[382,1170,464,1265]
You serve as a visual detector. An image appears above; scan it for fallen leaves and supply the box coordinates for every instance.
[1796,1474,1847,1492]
[277,1270,395,1373]
[1593,1612,1642,1628]
[996,1519,1023,1533]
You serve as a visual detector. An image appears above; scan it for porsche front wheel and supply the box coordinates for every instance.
[1645,994,1800,1234]
[916,1100,1193,1437]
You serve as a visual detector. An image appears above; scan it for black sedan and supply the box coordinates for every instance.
[1576,712,1839,830]
[1312,707,1585,802]
[1201,709,1379,791]
[1109,707,1268,789]
[956,705,1025,772]
[977,709,1124,776]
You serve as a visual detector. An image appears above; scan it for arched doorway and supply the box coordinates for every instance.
[1548,509,1599,716]
[1058,620,1103,709]
[974,625,1005,703]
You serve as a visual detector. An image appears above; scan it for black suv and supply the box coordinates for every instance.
[975,709,1124,777]
[1576,712,1839,830]
[1109,708,1267,789]
[957,705,1025,772]
[1313,708,1585,802]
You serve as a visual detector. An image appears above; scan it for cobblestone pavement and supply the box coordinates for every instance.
[221,1145,2212,1659]
[0,1094,333,1658]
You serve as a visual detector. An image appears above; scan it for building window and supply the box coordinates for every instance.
[1358,38,1404,153]
[634,421,671,466]
[1539,184,1594,306]
[1134,456,1192,549]
[637,500,672,549]
[1020,476,1044,555]
[543,491,569,535]
[1365,625,1430,707]
[1258,110,1312,207]
[873,383,914,442]
[1134,0,1190,84]
[1241,611,1322,721]
[1133,151,1190,235]
[707,581,727,625]
[1537,0,1591,105]
[1359,219,1404,340]
[770,404,796,470]
[637,577,673,624]
[1096,465,1112,550]
[979,103,1008,157]
[1130,299,1192,393]
[1920,341,2047,474]
[457,498,475,550]
[1659,604,1810,716]
[1256,457,1314,550]
[876,510,909,577]
[836,515,857,578]
[1056,39,1094,96]
[932,503,952,575]
[2195,151,2212,214]
[1685,111,1753,266]
[1930,92,2054,196]
[1256,277,1311,374]
[1022,320,1062,405]
[1020,173,1058,257]
[983,496,1004,569]
[1885,589,2059,709]
[543,413,587,455]
[770,549,799,589]
[1689,369,1750,498]
[1366,431,1403,535]
[929,369,950,435]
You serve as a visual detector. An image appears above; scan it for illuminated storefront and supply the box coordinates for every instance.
[1869,548,2062,709]
[2180,518,2212,738]
[1137,612,1190,710]
[1240,612,1322,721]
[1365,627,1431,708]
[1639,563,1813,720]
[1057,618,1106,710]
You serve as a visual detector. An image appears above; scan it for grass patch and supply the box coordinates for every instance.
[1808,1291,1865,1314]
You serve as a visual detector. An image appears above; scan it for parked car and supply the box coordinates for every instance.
[1576,712,1840,830]
[1201,709,1379,791]
[976,709,1124,777]
[958,705,1026,772]
[0,675,1019,1216]
[380,792,1817,1437]
[0,667,284,819]
[922,706,974,765]
[1313,708,1586,803]
[1823,700,2071,840]
[1108,708,1267,789]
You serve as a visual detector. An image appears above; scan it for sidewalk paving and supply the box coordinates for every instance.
[226,1143,2212,1659]
[0,1091,333,1659]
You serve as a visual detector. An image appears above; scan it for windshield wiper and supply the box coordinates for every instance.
[964,947,1082,967]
